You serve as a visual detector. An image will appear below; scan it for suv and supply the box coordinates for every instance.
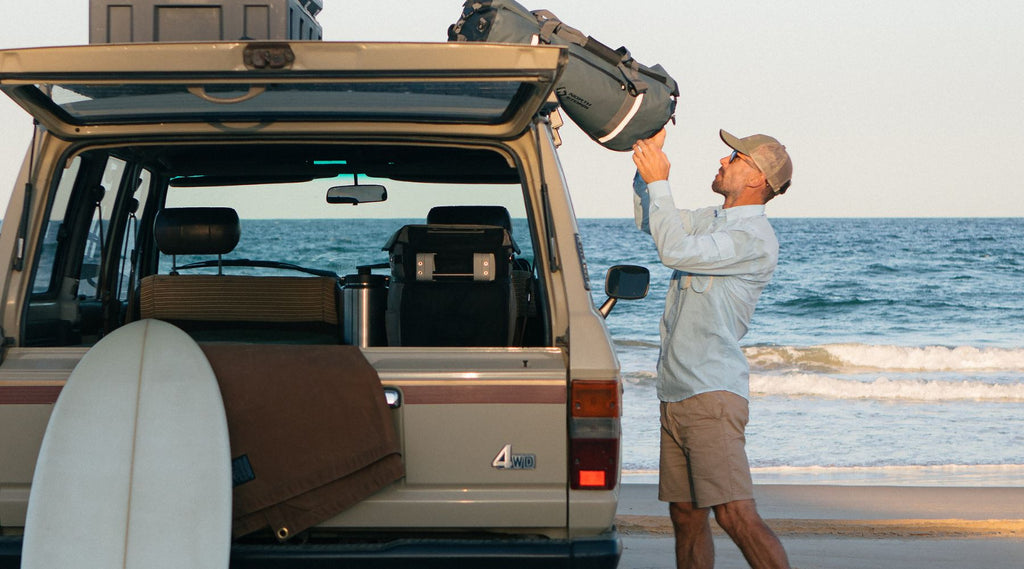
[0,41,646,567]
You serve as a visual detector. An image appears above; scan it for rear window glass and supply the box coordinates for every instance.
[161,177,533,277]
[41,81,529,125]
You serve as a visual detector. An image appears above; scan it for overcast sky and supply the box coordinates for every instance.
[2,0,1023,218]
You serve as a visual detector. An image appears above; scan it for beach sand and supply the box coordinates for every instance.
[616,484,1024,568]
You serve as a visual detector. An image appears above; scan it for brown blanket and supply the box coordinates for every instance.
[201,344,404,540]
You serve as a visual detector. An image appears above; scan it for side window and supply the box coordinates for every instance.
[112,167,151,302]
[77,158,127,300]
[31,157,81,295]
[25,153,154,347]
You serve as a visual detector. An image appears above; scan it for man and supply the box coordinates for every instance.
[631,128,793,569]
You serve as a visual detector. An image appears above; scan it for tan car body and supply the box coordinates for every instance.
[0,41,635,567]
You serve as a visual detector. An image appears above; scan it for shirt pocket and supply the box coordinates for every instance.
[680,274,714,293]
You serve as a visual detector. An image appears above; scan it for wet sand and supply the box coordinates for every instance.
[616,484,1024,568]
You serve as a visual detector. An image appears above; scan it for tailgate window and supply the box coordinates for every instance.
[44,81,530,125]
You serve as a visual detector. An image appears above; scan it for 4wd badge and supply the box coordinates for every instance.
[491,444,536,470]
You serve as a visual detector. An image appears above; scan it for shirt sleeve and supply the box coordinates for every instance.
[632,171,651,235]
[645,179,774,276]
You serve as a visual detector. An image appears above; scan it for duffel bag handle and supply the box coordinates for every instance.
[585,36,627,68]
[532,10,658,96]
[534,10,615,64]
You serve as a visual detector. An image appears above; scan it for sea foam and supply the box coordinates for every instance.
[750,372,1024,401]
[745,343,1024,373]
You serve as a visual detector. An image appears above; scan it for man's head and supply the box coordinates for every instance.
[718,130,793,198]
[716,130,794,204]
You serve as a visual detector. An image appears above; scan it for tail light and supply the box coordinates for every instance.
[570,380,620,490]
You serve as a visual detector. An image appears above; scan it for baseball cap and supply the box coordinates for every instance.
[720,129,793,194]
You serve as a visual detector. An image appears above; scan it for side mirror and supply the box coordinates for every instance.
[599,265,650,318]
[326,184,387,205]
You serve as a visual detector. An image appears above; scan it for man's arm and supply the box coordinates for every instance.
[631,130,775,276]
[633,171,652,234]
[645,182,770,276]
[632,128,669,235]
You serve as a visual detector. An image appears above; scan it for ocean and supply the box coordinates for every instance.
[225,217,1024,487]
[580,217,1024,487]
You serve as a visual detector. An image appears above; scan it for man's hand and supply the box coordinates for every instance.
[646,128,667,150]
[632,129,670,183]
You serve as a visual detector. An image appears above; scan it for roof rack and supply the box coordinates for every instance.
[89,0,324,44]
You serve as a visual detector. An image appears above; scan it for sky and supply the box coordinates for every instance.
[1,0,1023,218]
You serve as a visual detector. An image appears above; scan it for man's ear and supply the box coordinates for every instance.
[747,170,767,190]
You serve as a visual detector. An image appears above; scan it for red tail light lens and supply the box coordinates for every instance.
[579,470,606,487]
[570,437,618,490]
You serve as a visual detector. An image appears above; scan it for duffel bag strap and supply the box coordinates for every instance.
[533,10,569,47]
[532,12,650,96]
[538,19,561,44]
[532,9,560,42]
[615,53,650,96]
[448,1,496,41]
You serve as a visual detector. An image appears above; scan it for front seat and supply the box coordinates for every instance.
[384,208,518,347]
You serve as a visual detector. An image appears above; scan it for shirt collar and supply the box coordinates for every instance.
[715,204,766,219]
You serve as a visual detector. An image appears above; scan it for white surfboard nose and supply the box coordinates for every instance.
[22,319,232,569]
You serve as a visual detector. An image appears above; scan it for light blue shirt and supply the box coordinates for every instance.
[633,173,778,402]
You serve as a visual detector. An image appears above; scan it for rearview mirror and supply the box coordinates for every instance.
[599,265,650,318]
[326,184,387,205]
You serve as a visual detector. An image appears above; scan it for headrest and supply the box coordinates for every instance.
[427,206,512,232]
[153,207,240,255]
[426,206,519,253]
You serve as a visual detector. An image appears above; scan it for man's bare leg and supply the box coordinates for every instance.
[669,501,715,569]
[712,499,790,569]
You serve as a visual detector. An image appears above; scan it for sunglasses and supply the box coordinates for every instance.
[729,150,750,165]
[729,150,760,169]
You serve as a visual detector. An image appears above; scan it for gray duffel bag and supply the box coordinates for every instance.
[449,0,679,151]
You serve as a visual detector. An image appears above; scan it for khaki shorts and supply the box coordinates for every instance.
[659,390,753,508]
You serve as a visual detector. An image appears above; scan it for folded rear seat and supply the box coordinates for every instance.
[138,207,341,343]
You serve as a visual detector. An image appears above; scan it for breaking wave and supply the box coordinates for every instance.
[745,343,1024,373]
[621,370,657,387]
[614,338,660,349]
[750,373,1024,402]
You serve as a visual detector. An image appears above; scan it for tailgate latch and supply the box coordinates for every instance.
[244,43,295,70]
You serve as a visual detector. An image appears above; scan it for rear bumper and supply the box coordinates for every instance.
[1,531,622,569]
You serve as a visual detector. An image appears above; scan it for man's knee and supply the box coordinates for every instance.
[711,499,763,534]
[669,501,710,531]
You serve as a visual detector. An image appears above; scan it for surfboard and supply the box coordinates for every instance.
[21,319,232,569]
